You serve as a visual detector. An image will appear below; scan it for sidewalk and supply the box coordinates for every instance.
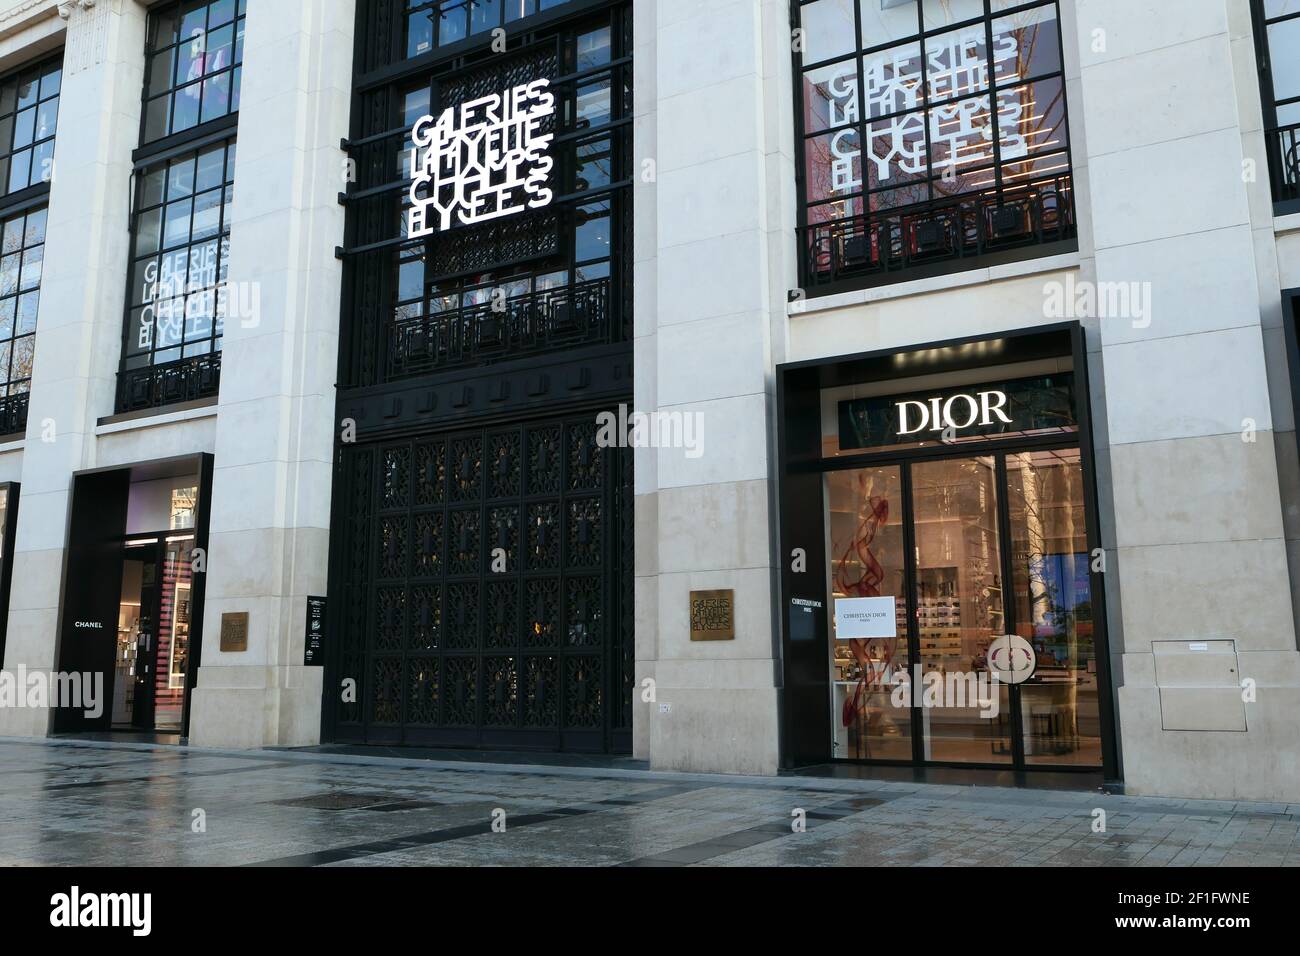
[1,737,1297,866]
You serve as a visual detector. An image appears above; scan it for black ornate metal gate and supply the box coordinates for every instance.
[328,0,634,753]
[331,414,632,751]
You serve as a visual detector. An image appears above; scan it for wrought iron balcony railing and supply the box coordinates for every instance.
[1266,121,1300,208]
[387,277,615,380]
[0,392,28,436]
[115,352,222,414]
[800,173,1077,294]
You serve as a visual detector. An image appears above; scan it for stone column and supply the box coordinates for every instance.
[635,0,795,774]
[1076,0,1300,798]
[188,0,353,748]
[0,0,144,735]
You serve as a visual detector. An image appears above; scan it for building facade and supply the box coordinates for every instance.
[0,0,1296,802]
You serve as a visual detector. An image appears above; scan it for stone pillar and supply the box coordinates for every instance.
[1076,0,1300,798]
[0,0,144,736]
[635,0,795,774]
[188,0,353,748]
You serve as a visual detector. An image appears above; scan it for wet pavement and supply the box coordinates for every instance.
[3,738,1300,866]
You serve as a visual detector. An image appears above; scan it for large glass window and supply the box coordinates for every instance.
[404,0,573,57]
[0,57,61,197]
[1255,0,1300,206]
[142,0,247,144]
[125,140,235,373]
[1006,448,1100,766]
[384,13,628,379]
[796,0,1075,290]
[0,206,45,429]
[824,447,1100,769]
[827,466,910,760]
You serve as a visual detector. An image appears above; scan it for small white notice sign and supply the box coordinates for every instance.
[834,597,897,640]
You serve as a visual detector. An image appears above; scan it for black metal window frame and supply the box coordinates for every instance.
[115,1,248,414]
[0,204,47,435]
[1252,0,1300,213]
[792,0,1078,297]
[139,0,247,147]
[404,0,581,58]
[117,136,235,415]
[776,321,1119,780]
[0,53,62,199]
[0,51,64,437]
[340,0,633,387]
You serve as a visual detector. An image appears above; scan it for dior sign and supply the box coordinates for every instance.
[408,78,556,236]
[896,390,1013,436]
[838,373,1077,451]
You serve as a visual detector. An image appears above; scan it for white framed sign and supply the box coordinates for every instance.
[833,596,897,640]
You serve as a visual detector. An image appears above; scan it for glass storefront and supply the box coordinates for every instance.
[823,373,1100,769]
[780,326,1112,775]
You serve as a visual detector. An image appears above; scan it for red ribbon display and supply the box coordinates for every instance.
[833,485,895,729]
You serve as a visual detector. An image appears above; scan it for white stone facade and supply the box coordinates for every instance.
[0,0,1296,801]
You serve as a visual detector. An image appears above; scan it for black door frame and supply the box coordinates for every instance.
[52,454,213,738]
[113,529,201,732]
[776,321,1120,782]
[0,480,19,668]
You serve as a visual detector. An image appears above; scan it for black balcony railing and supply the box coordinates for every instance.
[0,392,28,436]
[1266,122,1300,209]
[801,173,1077,294]
[386,277,615,380]
[115,352,222,414]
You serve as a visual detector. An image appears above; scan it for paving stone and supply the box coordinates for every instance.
[3,740,1296,867]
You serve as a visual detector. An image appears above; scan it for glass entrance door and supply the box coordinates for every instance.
[910,456,1012,763]
[115,543,159,730]
[113,535,195,732]
[825,446,1102,770]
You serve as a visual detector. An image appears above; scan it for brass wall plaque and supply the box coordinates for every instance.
[220,612,249,652]
[689,589,735,641]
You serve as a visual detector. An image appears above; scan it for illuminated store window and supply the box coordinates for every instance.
[142,0,247,145]
[0,206,45,435]
[0,57,61,197]
[1254,0,1300,209]
[795,0,1076,293]
[404,0,573,57]
[119,140,235,412]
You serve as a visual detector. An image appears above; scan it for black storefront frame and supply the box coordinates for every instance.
[0,480,19,667]
[776,321,1119,782]
[51,454,213,739]
[1282,289,1300,495]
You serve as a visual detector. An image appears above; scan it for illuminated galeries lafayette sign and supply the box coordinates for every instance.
[407,78,556,236]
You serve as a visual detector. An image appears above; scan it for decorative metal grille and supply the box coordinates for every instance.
[802,174,1075,292]
[116,352,222,414]
[0,392,28,436]
[387,277,613,379]
[1267,122,1300,206]
[333,412,631,750]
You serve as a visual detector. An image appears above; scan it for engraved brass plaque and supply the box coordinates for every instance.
[220,612,249,652]
[689,589,735,642]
